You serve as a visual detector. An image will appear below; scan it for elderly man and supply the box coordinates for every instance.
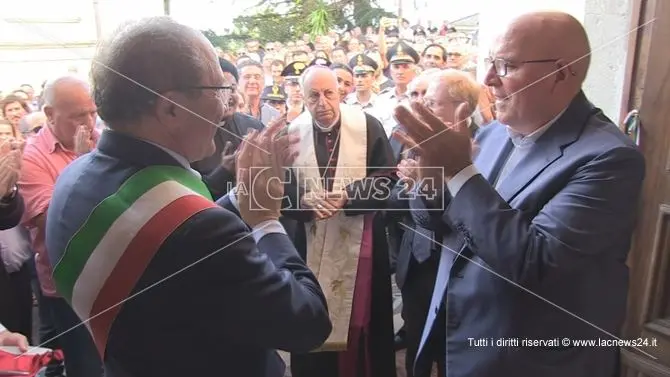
[389,69,479,372]
[19,75,102,377]
[392,69,481,377]
[44,17,331,377]
[284,66,397,377]
[394,11,645,377]
[387,67,439,284]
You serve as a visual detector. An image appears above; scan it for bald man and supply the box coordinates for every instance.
[19,75,102,377]
[283,66,397,377]
[405,11,644,377]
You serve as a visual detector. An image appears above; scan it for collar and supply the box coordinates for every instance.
[145,141,191,169]
[42,125,100,154]
[506,108,567,148]
[42,125,63,153]
[391,87,408,101]
[97,130,201,178]
[146,141,202,178]
[314,116,341,133]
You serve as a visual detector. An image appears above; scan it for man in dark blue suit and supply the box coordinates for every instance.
[44,17,331,377]
[393,11,645,377]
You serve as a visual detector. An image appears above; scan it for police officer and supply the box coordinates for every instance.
[280,61,307,123]
[260,84,287,116]
[372,41,420,137]
[345,54,379,112]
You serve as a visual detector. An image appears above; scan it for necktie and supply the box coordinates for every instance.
[410,209,434,263]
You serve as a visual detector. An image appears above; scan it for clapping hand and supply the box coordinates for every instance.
[73,125,97,156]
[220,141,236,172]
[397,158,419,189]
[393,102,472,181]
[0,139,23,198]
[236,115,298,227]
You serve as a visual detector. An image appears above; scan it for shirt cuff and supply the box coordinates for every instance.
[229,187,287,242]
[445,165,480,196]
[0,323,6,333]
[251,220,287,243]
[229,186,239,211]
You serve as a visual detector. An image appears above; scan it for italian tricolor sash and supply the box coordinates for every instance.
[52,165,217,358]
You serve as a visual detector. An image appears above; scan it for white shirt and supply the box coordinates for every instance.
[372,87,409,137]
[447,109,566,196]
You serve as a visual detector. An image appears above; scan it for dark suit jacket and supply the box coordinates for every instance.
[192,112,265,199]
[386,124,444,289]
[45,130,331,377]
[416,91,645,377]
[0,192,24,230]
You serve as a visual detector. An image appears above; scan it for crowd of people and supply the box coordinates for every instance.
[0,10,644,377]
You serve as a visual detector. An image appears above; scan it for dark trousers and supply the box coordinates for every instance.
[32,277,65,377]
[40,296,104,377]
[401,251,443,377]
[291,351,340,377]
[0,260,33,339]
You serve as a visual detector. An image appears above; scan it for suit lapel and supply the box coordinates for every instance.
[495,141,563,202]
[495,91,597,202]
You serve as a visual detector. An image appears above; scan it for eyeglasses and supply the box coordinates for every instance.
[484,57,558,77]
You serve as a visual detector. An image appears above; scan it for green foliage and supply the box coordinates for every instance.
[233,7,297,43]
[201,29,247,52]
[306,1,332,38]
[231,0,396,45]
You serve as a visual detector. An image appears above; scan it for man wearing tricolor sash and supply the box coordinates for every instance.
[284,66,397,377]
[44,17,331,377]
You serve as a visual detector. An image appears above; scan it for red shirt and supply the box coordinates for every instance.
[19,126,78,297]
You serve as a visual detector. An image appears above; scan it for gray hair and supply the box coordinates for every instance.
[91,16,211,128]
[434,69,480,116]
[41,75,89,108]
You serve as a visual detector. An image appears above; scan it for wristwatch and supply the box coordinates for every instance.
[0,185,18,206]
